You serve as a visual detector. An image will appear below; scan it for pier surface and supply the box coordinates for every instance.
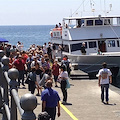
[16,70,120,120]
[1,70,120,120]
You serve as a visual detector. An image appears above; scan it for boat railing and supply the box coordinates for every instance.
[0,50,37,120]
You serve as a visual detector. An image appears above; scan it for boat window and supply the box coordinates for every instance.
[53,32,57,37]
[86,20,93,26]
[117,18,120,25]
[104,19,111,25]
[57,32,60,36]
[71,42,87,52]
[77,20,81,27]
[53,43,59,49]
[108,40,115,47]
[95,20,103,25]
[117,40,120,47]
[53,31,61,37]
[71,43,82,52]
[63,44,69,52]
[89,41,97,48]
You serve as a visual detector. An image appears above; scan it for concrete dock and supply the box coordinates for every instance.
[15,70,120,120]
[1,70,120,120]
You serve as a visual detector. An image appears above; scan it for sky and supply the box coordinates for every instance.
[0,0,120,25]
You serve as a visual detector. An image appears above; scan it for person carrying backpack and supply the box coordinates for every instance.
[61,55,71,76]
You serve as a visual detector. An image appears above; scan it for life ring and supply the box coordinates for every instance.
[53,28,62,31]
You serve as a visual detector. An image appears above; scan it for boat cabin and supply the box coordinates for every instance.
[51,15,120,55]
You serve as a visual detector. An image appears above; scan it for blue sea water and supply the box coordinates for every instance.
[0,25,54,50]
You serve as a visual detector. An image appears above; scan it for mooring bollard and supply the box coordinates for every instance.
[8,68,19,90]
[0,50,4,85]
[1,55,9,106]
[1,55,9,72]
[20,93,37,120]
[0,50,4,62]
[8,68,19,120]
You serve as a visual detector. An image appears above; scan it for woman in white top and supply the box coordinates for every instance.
[58,64,68,104]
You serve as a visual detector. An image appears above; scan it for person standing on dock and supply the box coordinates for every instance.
[41,80,61,120]
[52,59,60,87]
[58,64,68,105]
[13,55,25,87]
[98,62,112,104]
[61,55,71,77]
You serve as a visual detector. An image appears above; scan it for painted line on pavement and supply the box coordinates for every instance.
[60,102,79,120]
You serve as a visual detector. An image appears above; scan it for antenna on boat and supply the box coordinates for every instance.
[109,4,112,11]
[83,0,85,11]
[104,0,106,15]
[103,0,112,15]
[90,0,95,16]
[71,0,86,16]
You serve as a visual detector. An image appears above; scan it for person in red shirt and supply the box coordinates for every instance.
[9,53,15,69]
[22,51,28,63]
[22,51,28,77]
[13,55,25,87]
[52,59,60,87]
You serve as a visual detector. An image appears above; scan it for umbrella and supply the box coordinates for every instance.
[0,38,8,42]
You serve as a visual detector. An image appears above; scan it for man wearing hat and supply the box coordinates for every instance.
[98,62,112,104]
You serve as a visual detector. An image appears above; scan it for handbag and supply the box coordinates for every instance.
[66,79,70,89]
[25,77,30,84]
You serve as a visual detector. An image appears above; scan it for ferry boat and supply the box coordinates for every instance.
[50,15,120,77]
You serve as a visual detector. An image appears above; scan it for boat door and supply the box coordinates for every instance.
[98,41,106,52]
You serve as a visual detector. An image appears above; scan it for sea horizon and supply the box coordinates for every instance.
[0,24,55,26]
[0,25,54,50]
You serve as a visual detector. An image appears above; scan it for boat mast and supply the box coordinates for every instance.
[104,0,106,16]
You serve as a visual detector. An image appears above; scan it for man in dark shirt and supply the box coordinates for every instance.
[47,44,52,59]
[41,80,60,120]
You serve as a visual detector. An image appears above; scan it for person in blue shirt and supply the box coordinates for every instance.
[41,80,60,120]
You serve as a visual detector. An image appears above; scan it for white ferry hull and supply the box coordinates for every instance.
[63,53,120,76]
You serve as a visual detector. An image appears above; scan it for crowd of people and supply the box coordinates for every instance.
[0,41,72,120]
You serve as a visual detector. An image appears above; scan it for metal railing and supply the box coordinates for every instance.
[0,50,37,120]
